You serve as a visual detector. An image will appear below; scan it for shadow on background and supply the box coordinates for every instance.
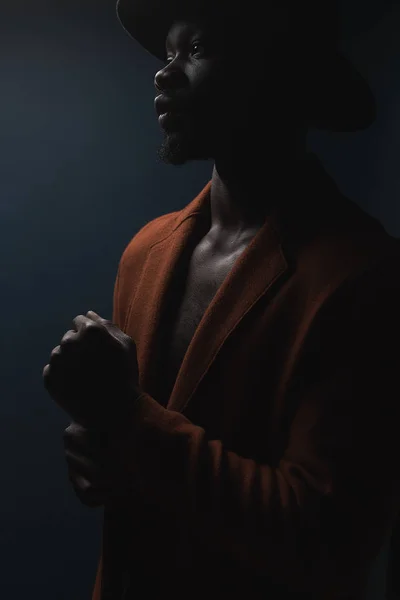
[0,1,399,598]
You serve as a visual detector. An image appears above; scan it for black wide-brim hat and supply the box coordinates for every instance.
[116,0,384,132]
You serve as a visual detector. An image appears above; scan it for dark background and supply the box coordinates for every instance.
[0,1,399,598]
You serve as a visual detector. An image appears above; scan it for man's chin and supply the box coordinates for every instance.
[157,132,211,166]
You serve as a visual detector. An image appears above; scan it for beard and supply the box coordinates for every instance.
[157,132,190,166]
[156,107,258,167]
[156,109,218,166]
[157,130,215,166]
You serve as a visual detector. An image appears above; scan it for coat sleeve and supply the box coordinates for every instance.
[116,259,400,596]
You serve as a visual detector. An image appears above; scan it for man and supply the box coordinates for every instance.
[43,0,400,598]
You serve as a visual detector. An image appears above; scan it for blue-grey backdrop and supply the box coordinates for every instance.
[0,1,399,598]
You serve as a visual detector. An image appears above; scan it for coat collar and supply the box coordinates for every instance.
[129,155,355,413]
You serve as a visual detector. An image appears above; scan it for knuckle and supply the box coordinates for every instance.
[50,345,61,358]
[64,448,75,463]
[66,466,108,507]
[66,462,94,491]
[85,320,99,332]
[63,427,72,445]
[63,422,85,446]
[70,475,93,496]
[78,476,93,494]
[60,330,76,346]
[63,422,75,438]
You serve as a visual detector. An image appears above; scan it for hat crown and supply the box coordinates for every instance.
[116,0,377,132]
[134,0,341,48]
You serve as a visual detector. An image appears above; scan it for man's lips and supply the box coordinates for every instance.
[154,94,187,117]
[155,94,189,130]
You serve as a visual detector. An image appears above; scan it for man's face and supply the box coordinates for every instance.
[154,17,273,166]
[154,19,227,165]
[154,15,304,166]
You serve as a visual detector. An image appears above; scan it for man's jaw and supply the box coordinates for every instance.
[157,131,213,165]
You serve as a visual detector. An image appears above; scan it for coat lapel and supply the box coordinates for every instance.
[127,181,289,415]
[167,217,289,412]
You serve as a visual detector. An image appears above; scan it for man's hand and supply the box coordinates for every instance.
[63,422,112,507]
[43,311,140,428]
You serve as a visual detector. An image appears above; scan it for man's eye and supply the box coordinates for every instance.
[164,41,205,63]
[191,42,205,57]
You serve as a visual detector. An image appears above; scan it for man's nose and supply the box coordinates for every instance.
[154,63,186,94]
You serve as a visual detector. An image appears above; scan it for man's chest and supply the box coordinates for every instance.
[161,234,258,396]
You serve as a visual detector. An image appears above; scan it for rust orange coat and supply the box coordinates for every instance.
[92,157,400,599]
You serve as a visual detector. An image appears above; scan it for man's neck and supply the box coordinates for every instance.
[210,142,309,234]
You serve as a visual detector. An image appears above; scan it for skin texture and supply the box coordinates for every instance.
[47,16,315,507]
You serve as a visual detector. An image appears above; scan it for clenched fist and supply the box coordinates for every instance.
[43,311,141,429]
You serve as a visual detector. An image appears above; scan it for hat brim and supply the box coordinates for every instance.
[116,0,376,132]
[117,0,177,61]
